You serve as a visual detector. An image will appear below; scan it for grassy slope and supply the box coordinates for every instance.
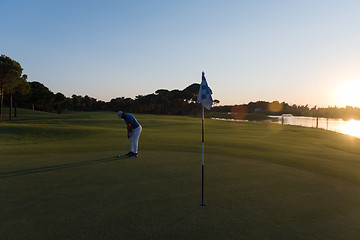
[1,109,360,240]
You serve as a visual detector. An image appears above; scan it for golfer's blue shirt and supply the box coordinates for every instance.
[124,113,140,129]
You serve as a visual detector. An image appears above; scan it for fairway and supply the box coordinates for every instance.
[1,110,360,240]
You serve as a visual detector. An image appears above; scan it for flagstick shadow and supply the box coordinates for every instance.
[0,156,125,178]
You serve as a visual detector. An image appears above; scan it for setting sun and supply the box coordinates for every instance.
[336,80,360,107]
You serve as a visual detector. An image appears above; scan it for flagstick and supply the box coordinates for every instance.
[200,106,206,208]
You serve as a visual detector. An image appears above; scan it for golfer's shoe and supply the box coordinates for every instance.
[126,151,132,156]
[129,152,138,158]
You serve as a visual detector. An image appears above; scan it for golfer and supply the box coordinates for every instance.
[117,111,142,157]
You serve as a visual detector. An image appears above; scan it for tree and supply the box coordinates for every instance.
[6,74,30,119]
[71,94,84,111]
[29,82,55,112]
[5,75,20,121]
[183,83,200,97]
[54,92,66,114]
[0,55,23,121]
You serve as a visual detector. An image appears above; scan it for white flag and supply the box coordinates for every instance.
[197,72,213,110]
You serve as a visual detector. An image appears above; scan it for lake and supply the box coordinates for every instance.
[212,115,360,138]
[270,115,360,138]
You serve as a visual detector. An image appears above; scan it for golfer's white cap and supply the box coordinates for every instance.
[117,111,123,119]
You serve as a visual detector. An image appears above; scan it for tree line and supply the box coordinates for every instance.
[1,79,214,120]
[1,55,220,120]
[18,82,213,115]
[1,55,359,121]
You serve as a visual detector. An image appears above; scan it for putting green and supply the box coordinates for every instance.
[1,110,360,239]
[1,150,360,239]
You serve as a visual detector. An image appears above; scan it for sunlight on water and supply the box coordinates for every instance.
[213,116,360,138]
[340,119,360,138]
[271,116,360,138]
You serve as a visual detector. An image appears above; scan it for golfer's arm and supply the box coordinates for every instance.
[127,121,134,136]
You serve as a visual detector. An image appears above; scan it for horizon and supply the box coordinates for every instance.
[1,0,360,108]
[15,75,360,109]
[22,79,359,109]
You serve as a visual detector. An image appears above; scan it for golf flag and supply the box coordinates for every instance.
[198,72,213,110]
[198,71,212,208]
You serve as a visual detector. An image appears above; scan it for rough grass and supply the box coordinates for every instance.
[1,109,360,240]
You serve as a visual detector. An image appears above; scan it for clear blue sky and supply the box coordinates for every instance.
[2,0,360,107]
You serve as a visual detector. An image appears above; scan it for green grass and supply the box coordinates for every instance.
[1,109,360,239]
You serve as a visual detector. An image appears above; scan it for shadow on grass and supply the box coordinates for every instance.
[0,156,127,178]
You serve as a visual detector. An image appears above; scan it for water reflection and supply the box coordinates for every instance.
[340,119,360,138]
[271,116,360,138]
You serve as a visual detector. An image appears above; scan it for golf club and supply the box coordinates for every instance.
[117,138,129,157]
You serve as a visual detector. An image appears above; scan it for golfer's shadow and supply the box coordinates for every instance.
[0,156,124,178]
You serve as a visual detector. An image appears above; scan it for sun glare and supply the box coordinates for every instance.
[336,80,360,107]
[341,119,360,138]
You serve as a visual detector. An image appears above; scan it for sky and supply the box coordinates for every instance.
[1,0,360,107]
